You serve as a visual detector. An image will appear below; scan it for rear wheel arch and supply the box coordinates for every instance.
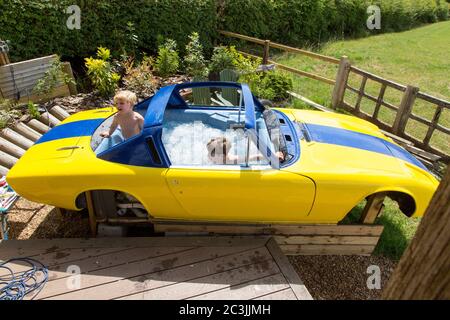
[74,189,148,212]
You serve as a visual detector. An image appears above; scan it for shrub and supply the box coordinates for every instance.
[209,46,261,74]
[26,101,40,119]
[33,57,75,99]
[154,39,180,77]
[183,32,208,78]
[85,47,120,98]
[122,55,157,97]
[0,0,217,62]
[240,71,293,102]
[0,99,20,129]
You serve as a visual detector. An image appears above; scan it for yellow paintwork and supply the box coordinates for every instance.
[6,107,439,224]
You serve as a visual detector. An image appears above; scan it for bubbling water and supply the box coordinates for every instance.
[162,121,264,166]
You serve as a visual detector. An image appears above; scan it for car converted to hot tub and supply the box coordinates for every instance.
[6,82,439,224]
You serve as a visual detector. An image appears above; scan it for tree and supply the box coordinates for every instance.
[382,165,450,299]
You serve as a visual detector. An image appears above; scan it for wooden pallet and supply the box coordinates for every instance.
[153,222,384,256]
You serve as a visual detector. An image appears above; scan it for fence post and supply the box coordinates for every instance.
[331,56,351,109]
[262,40,270,65]
[393,85,419,135]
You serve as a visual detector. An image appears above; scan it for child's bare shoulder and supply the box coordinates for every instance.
[134,112,144,120]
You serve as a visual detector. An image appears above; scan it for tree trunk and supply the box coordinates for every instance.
[382,165,450,299]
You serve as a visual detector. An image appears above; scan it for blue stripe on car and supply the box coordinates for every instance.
[304,123,428,171]
[35,119,104,145]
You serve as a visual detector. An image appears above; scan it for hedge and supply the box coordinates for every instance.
[0,0,448,62]
[0,0,217,62]
[219,0,449,46]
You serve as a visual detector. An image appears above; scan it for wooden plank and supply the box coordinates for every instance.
[393,85,419,135]
[373,83,387,119]
[274,235,380,245]
[266,238,313,300]
[41,246,266,300]
[0,164,8,176]
[188,273,289,300]
[0,236,271,252]
[288,91,335,113]
[39,112,60,127]
[119,256,279,300]
[219,30,339,64]
[26,119,50,134]
[17,85,70,104]
[0,136,26,158]
[354,76,368,112]
[331,56,351,109]
[0,128,34,149]
[13,122,42,141]
[0,149,19,168]
[49,105,70,121]
[85,191,97,237]
[237,51,336,85]
[360,193,386,224]
[350,66,406,91]
[279,244,376,255]
[61,62,77,95]
[154,223,384,236]
[253,287,297,300]
[416,91,450,108]
[0,55,57,73]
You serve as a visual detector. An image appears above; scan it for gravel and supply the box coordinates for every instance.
[288,255,396,300]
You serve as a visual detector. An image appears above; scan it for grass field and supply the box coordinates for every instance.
[273,22,449,261]
[275,21,450,155]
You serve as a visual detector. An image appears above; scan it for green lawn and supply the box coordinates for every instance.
[274,22,450,260]
[275,21,450,155]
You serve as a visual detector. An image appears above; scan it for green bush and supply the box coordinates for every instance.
[85,47,120,98]
[241,71,293,102]
[183,32,208,78]
[154,39,180,77]
[0,0,217,62]
[219,0,449,47]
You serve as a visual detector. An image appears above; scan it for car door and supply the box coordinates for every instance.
[165,165,315,223]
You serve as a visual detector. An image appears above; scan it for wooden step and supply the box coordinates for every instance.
[13,122,42,141]
[49,105,70,121]
[0,150,19,168]
[0,136,26,158]
[0,128,34,149]
[39,112,60,127]
[0,164,9,176]
[27,119,50,134]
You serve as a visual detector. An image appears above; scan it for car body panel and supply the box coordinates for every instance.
[6,82,439,224]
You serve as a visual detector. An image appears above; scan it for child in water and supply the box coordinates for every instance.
[101,90,144,139]
[206,136,284,165]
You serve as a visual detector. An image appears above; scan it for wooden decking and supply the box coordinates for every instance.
[0,236,312,300]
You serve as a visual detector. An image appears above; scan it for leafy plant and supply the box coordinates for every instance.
[183,32,208,78]
[240,71,293,102]
[85,47,121,98]
[154,39,180,77]
[33,58,75,98]
[0,99,20,129]
[209,46,261,74]
[122,54,157,97]
[26,101,40,119]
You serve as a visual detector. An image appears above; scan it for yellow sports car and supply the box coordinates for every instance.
[7,82,439,224]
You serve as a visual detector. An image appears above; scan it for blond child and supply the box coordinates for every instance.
[101,90,144,139]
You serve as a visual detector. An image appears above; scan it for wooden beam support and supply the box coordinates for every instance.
[85,191,97,237]
[360,193,387,224]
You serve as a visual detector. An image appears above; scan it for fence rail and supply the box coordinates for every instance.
[219,30,450,164]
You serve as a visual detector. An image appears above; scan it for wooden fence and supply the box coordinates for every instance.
[0,54,75,103]
[219,30,450,164]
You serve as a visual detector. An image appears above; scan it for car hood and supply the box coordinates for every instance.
[27,108,114,160]
[282,109,435,180]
